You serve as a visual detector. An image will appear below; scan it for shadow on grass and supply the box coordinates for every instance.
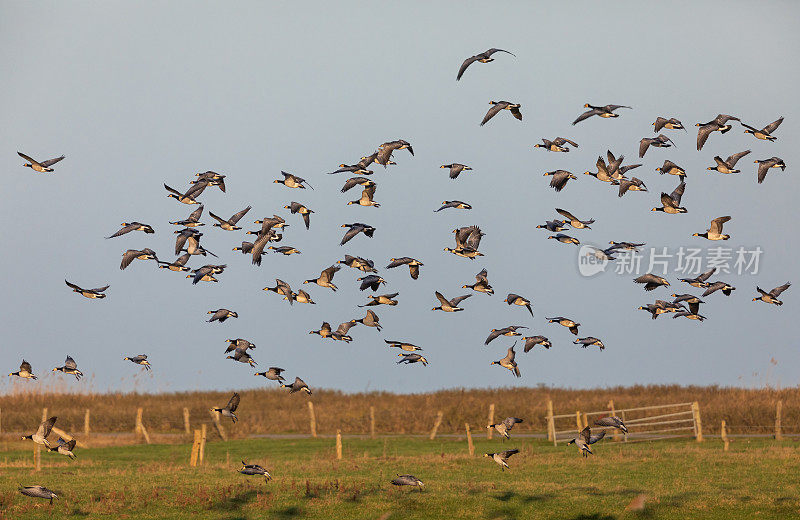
[491,490,555,503]
[211,490,259,512]
[270,505,304,519]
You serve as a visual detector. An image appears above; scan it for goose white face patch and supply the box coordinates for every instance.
[578,245,609,277]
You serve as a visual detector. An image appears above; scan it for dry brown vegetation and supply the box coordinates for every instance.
[0,385,796,439]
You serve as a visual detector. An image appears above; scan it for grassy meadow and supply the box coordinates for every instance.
[1,435,799,519]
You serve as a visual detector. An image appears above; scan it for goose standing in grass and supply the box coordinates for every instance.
[107,222,155,238]
[652,117,685,132]
[357,274,387,292]
[52,356,83,380]
[568,426,605,457]
[574,337,605,350]
[488,417,523,440]
[572,103,630,125]
[209,206,251,231]
[397,353,429,366]
[693,216,731,240]
[680,268,716,288]
[595,416,628,433]
[284,202,313,229]
[755,157,786,184]
[617,177,647,197]
[17,151,65,172]
[120,248,158,270]
[703,281,736,297]
[282,377,312,394]
[274,171,313,189]
[264,279,295,304]
[651,182,687,214]
[255,367,286,382]
[385,340,423,352]
[480,101,522,126]
[534,137,578,152]
[158,253,192,272]
[484,449,519,470]
[124,354,151,370]
[544,170,577,192]
[707,150,751,174]
[239,460,272,482]
[359,292,399,307]
[356,309,382,331]
[170,205,204,227]
[340,222,376,245]
[440,163,472,179]
[391,474,425,490]
[435,200,472,212]
[18,486,58,504]
[753,282,791,306]
[523,335,551,352]
[696,114,740,151]
[22,416,57,447]
[485,325,528,345]
[536,220,568,232]
[65,280,109,299]
[386,257,423,280]
[491,343,521,377]
[49,438,77,459]
[741,116,783,141]
[556,208,594,229]
[463,268,494,294]
[634,273,670,291]
[212,393,240,422]
[207,309,238,323]
[656,160,686,179]
[547,316,580,335]
[9,359,37,380]
[304,265,340,291]
[456,48,515,80]
[432,291,471,312]
[639,134,675,157]
[547,233,580,245]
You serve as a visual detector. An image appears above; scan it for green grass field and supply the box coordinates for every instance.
[1,435,798,519]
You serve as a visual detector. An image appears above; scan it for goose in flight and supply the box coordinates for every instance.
[693,216,731,240]
[432,291,471,312]
[391,474,425,489]
[567,426,605,456]
[52,356,83,380]
[212,393,240,422]
[488,417,524,440]
[639,134,675,158]
[741,116,783,141]
[696,114,739,151]
[456,48,515,80]
[10,359,37,380]
[572,104,630,125]
[534,137,578,152]
[480,101,522,126]
[491,343,521,377]
[707,150,751,174]
[107,222,155,238]
[755,157,786,184]
[209,206,251,231]
[22,416,57,447]
[753,282,790,306]
[65,280,109,299]
[484,448,519,470]
[652,116,685,132]
[17,151,65,172]
[651,182,687,214]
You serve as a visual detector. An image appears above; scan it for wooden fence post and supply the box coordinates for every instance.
[369,406,376,439]
[199,424,207,465]
[0,407,3,435]
[210,410,228,441]
[34,443,41,471]
[308,402,317,438]
[190,429,201,467]
[721,420,729,451]
[620,410,628,442]
[608,400,620,441]
[546,400,554,442]
[465,423,474,457]
[135,407,143,441]
[183,407,191,435]
[84,409,91,437]
[775,400,783,441]
[487,404,495,439]
[429,411,443,440]
[42,408,48,422]
[582,413,589,429]
[335,430,342,460]
[692,402,703,442]
[575,411,582,431]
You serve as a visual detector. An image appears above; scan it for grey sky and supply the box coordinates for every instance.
[2,1,798,394]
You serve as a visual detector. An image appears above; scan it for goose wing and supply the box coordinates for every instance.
[456,54,480,80]
[709,216,731,235]
[226,393,240,412]
[725,150,751,167]
[763,116,784,134]
[572,108,599,125]
[480,103,505,126]
[769,282,791,298]
[40,155,66,167]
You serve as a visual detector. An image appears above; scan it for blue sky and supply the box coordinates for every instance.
[1,1,798,393]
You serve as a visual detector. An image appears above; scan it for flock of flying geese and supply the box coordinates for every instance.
[10,46,792,501]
